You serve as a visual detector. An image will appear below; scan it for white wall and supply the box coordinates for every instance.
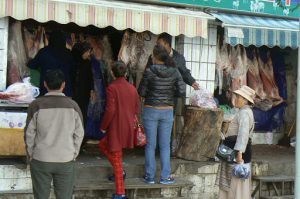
[0,17,8,91]
[176,25,217,104]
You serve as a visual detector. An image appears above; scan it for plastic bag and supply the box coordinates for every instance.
[232,164,251,180]
[189,88,217,109]
[2,77,39,103]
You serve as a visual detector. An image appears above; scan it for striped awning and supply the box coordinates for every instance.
[213,13,299,49]
[0,0,214,38]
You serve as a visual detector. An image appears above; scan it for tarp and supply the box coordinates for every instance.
[213,13,299,49]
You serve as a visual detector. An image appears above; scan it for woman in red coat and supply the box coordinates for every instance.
[99,61,140,199]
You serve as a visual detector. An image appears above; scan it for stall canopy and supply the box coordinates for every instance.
[0,0,214,38]
[213,13,299,49]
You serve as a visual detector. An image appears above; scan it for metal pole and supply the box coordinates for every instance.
[295,16,300,199]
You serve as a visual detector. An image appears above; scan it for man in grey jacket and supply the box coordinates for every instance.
[25,69,84,199]
[146,33,200,90]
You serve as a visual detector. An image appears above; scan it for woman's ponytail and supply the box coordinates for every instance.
[153,44,176,67]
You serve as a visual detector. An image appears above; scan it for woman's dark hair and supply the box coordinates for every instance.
[152,44,175,67]
[157,32,172,47]
[72,42,92,57]
[111,61,127,78]
[45,69,65,90]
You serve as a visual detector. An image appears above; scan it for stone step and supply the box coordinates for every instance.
[260,195,294,199]
[75,178,194,199]
[75,177,194,191]
[146,198,186,199]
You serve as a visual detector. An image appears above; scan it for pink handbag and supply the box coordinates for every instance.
[134,116,146,147]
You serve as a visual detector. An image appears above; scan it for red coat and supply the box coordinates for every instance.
[100,77,140,151]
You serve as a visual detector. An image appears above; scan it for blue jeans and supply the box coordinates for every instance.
[143,107,174,179]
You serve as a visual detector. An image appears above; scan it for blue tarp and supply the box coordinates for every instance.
[253,102,286,132]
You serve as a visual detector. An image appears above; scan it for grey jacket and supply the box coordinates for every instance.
[24,92,84,162]
[226,105,254,153]
[146,49,196,86]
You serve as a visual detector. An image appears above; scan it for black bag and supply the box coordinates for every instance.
[216,143,236,163]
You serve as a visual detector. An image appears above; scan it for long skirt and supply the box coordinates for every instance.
[218,163,252,199]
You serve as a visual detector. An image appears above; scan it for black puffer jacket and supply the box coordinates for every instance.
[138,64,186,106]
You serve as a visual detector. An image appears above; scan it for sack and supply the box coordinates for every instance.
[216,143,236,163]
[134,116,146,147]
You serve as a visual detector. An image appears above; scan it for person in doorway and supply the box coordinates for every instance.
[146,32,200,90]
[27,30,74,97]
[99,61,140,199]
[138,45,185,184]
[71,41,94,129]
[216,85,255,199]
[24,69,84,199]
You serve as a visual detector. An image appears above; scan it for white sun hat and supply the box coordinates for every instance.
[233,85,256,104]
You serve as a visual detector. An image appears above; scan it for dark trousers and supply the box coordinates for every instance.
[30,159,75,199]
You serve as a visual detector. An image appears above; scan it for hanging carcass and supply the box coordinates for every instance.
[258,49,283,106]
[229,45,248,106]
[118,30,157,87]
[246,47,266,100]
[7,22,29,84]
[216,37,232,94]
[23,25,48,59]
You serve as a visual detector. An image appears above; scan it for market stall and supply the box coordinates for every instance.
[212,12,298,143]
[0,0,215,156]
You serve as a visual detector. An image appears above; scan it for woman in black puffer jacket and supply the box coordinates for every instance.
[138,44,185,185]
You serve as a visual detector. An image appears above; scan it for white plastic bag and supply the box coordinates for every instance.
[3,77,39,103]
[189,88,217,109]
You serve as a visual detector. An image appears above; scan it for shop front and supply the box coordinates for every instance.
[0,0,215,156]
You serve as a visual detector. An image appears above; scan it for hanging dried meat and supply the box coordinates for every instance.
[87,35,114,84]
[230,45,248,91]
[247,48,266,100]
[258,50,283,105]
[7,22,29,85]
[216,38,232,94]
[229,45,248,106]
[118,30,157,87]
[23,26,48,59]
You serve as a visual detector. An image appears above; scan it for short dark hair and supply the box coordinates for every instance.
[111,61,127,78]
[45,69,65,90]
[158,32,172,47]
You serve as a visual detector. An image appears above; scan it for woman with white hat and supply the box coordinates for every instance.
[216,85,255,199]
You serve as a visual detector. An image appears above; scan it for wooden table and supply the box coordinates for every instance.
[251,175,294,199]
